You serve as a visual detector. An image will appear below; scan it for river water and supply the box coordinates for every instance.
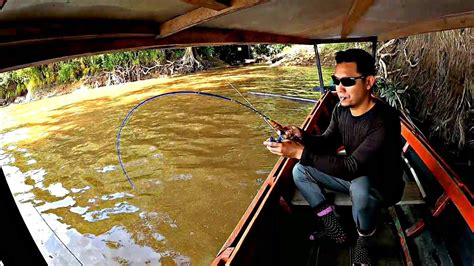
[0,66,330,265]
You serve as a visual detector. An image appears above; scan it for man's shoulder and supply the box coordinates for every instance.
[373,99,401,131]
[375,98,400,119]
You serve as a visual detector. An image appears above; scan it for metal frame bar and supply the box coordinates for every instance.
[313,44,325,92]
[312,36,378,94]
[371,37,377,58]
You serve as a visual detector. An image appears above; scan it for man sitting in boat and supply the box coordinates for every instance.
[264,48,405,265]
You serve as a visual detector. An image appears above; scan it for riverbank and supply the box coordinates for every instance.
[1,45,326,106]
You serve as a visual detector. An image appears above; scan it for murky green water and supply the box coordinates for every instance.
[0,65,331,265]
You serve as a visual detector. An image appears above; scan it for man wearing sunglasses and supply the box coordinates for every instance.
[264,49,404,265]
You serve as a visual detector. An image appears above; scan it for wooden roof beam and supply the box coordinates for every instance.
[0,0,7,10]
[159,0,268,38]
[379,12,474,41]
[0,20,158,46]
[341,0,374,38]
[0,27,312,73]
[180,0,230,11]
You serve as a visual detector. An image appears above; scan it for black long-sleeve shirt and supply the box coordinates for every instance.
[299,99,404,205]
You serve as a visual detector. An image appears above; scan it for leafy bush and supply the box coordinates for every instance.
[320,42,372,53]
[1,46,274,102]
[58,63,75,83]
[196,47,215,59]
[252,44,289,57]
[373,78,405,109]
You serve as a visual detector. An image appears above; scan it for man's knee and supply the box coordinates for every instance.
[292,163,308,184]
[350,177,370,202]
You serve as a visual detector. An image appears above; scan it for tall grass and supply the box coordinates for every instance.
[376,29,472,150]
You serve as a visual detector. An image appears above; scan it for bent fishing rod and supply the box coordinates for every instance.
[116,89,284,189]
[226,81,279,131]
[226,81,286,141]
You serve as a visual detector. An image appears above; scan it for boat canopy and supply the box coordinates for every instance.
[0,0,473,72]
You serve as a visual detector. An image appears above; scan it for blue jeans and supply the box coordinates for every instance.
[292,162,382,232]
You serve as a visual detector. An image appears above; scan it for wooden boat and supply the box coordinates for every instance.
[0,1,473,265]
[1,1,473,73]
[212,91,474,265]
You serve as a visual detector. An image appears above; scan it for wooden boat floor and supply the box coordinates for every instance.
[287,171,421,265]
[307,208,404,266]
[271,203,405,265]
[292,181,425,206]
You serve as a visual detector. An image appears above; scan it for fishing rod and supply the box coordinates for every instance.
[226,81,276,131]
[116,90,285,189]
[226,81,286,142]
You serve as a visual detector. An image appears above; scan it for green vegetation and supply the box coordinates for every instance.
[0,43,362,104]
[319,42,373,68]
[0,45,289,105]
[252,44,289,57]
[0,49,170,103]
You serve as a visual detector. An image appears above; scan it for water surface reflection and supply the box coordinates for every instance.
[0,66,330,265]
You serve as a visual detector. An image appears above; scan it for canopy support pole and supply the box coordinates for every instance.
[313,44,325,93]
[371,37,377,58]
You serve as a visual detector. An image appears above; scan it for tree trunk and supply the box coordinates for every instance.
[180,47,203,72]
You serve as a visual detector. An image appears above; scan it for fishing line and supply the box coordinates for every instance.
[32,205,84,265]
[226,81,276,131]
[116,90,278,189]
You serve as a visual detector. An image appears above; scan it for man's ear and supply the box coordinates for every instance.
[365,76,376,91]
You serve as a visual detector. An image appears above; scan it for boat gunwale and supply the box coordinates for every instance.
[213,91,474,264]
[213,91,333,265]
[400,119,474,231]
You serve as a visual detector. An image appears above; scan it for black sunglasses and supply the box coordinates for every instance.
[331,75,365,87]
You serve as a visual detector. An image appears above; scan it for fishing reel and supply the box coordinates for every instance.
[268,133,285,143]
[268,130,302,144]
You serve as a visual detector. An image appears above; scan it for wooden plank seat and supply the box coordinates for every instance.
[292,181,425,206]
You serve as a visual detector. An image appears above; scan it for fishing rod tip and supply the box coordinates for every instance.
[128,180,137,190]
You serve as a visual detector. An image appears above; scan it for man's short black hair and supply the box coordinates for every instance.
[335,49,376,76]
